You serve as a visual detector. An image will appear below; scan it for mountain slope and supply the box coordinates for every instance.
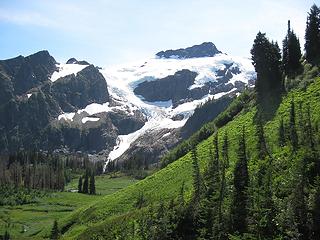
[58,68,320,239]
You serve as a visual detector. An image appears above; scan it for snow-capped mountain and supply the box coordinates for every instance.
[0,43,255,166]
[54,43,256,165]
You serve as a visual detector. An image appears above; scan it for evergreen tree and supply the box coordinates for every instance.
[256,119,268,159]
[291,165,309,240]
[231,128,249,234]
[251,32,283,99]
[206,134,220,197]
[50,220,60,240]
[282,20,302,76]
[3,230,10,240]
[82,172,89,194]
[222,132,229,168]
[305,4,320,65]
[312,177,320,239]
[305,103,315,151]
[191,147,201,204]
[77,176,82,193]
[89,173,96,195]
[278,117,286,147]
[289,100,298,150]
[199,134,221,239]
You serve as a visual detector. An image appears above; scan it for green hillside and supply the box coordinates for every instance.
[58,64,320,239]
[0,174,138,239]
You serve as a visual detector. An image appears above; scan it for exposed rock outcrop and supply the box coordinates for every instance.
[156,42,222,59]
[52,65,109,112]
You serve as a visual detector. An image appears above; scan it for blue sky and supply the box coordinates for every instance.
[0,0,316,66]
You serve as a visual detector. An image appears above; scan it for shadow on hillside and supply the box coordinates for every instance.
[254,91,283,124]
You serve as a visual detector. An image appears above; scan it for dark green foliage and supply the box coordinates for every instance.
[191,148,201,204]
[305,4,320,65]
[0,185,46,206]
[256,120,268,159]
[0,151,80,191]
[222,132,229,168]
[282,20,303,77]
[89,173,96,195]
[78,176,82,193]
[3,230,10,240]
[50,220,60,240]
[251,32,283,99]
[278,118,286,147]
[305,103,315,150]
[135,192,147,209]
[82,172,89,194]
[289,100,298,150]
[206,134,220,197]
[231,129,249,234]
[312,177,320,239]
[291,160,309,240]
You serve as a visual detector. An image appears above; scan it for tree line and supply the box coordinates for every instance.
[0,151,103,192]
[251,4,320,100]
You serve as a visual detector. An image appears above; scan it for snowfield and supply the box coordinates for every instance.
[54,54,255,162]
[51,63,89,82]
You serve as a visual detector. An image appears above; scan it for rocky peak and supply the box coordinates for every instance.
[26,50,57,67]
[0,50,57,96]
[156,42,222,59]
[66,58,90,65]
[51,64,109,112]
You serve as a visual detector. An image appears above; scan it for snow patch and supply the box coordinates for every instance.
[82,117,100,123]
[51,63,89,82]
[58,112,75,121]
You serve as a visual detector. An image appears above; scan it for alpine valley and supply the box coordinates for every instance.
[1,4,320,240]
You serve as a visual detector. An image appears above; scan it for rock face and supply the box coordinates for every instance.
[180,95,234,138]
[0,51,146,155]
[115,128,182,168]
[66,58,90,65]
[134,63,242,106]
[43,110,146,154]
[156,42,222,59]
[134,69,197,105]
[0,50,57,103]
[52,65,110,112]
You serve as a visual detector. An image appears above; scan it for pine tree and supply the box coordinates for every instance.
[206,134,220,197]
[289,100,298,150]
[82,172,89,194]
[305,4,320,65]
[282,20,302,76]
[89,173,96,195]
[50,220,60,240]
[291,164,309,240]
[231,128,249,234]
[256,120,268,159]
[312,177,320,239]
[305,103,315,151]
[251,32,283,99]
[222,132,229,168]
[3,230,10,240]
[200,133,221,239]
[278,117,286,147]
[78,176,82,193]
[191,147,201,204]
